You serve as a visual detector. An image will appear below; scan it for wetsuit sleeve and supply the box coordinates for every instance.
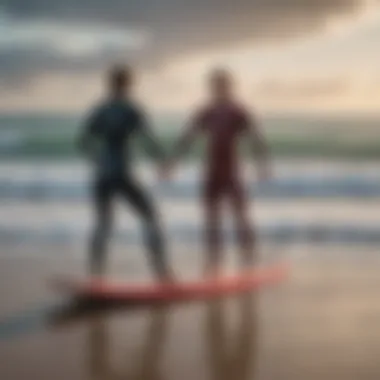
[134,108,166,162]
[240,109,270,163]
[171,109,207,160]
[78,106,102,155]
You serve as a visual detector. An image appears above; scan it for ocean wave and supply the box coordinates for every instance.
[0,176,380,200]
[2,113,380,159]
[0,130,26,151]
[1,223,380,246]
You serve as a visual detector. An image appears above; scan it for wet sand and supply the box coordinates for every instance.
[0,246,380,380]
[3,199,380,229]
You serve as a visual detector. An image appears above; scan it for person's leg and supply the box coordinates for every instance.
[89,178,113,276]
[203,180,224,277]
[229,180,256,268]
[119,176,172,282]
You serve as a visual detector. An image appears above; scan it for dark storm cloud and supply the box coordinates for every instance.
[0,0,372,85]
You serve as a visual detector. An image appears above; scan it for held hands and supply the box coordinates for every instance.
[158,161,175,181]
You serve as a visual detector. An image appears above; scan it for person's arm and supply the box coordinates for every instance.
[135,108,166,164]
[156,110,205,179]
[78,107,101,157]
[132,106,166,165]
[244,111,271,179]
[139,123,166,163]
[170,110,206,163]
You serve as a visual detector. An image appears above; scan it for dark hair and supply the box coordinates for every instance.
[108,64,133,90]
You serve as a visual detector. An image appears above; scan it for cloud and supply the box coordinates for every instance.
[4,1,370,53]
[258,77,350,99]
[0,19,147,57]
[0,0,375,87]
[0,11,148,87]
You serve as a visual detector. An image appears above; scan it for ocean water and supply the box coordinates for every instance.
[0,113,379,249]
[0,113,380,158]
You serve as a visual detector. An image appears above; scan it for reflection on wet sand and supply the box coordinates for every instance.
[1,253,380,380]
[87,306,170,380]
[85,295,257,380]
[205,295,257,380]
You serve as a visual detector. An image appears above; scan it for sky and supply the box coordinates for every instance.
[0,0,380,114]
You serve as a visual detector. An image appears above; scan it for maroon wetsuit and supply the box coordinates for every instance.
[176,101,259,267]
[193,102,251,207]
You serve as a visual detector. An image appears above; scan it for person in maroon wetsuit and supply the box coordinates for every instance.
[165,68,271,277]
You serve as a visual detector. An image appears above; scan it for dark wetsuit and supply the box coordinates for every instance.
[80,98,168,277]
[175,101,262,268]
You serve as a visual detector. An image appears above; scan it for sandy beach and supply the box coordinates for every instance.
[0,245,380,380]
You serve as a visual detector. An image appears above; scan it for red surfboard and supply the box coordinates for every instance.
[52,263,289,303]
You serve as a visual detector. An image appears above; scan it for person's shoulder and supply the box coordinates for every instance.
[188,106,206,126]
[120,100,149,128]
[123,99,146,117]
[88,98,108,116]
[233,101,258,123]
[231,101,251,116]
[192,102,212,119]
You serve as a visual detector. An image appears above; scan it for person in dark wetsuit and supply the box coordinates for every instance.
[79,65,172,282]
[166,68,271,277]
